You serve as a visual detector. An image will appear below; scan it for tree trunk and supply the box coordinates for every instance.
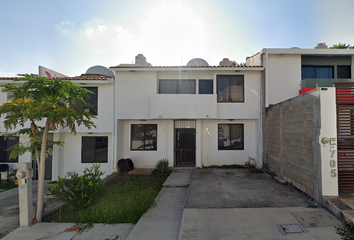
[36,120,50,222]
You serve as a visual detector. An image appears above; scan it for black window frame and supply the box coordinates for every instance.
[217,75,244,102]
[218,124,244,150]
[301,66,334,79]
[199,79,213,94]
[72,87,98,115]
[337,65,351,79]
[0,136,19,163]
[159,79,196,94]
[131,124,157,151]
[81,136,108,163]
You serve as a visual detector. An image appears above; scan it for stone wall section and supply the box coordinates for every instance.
[265,90,321,199]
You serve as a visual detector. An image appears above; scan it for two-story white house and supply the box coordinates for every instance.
[111,56,264,169]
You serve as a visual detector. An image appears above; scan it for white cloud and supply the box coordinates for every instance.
[56,21,75,35]
[61,21,74,25]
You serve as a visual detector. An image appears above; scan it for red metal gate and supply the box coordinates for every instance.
[335,82,354,193]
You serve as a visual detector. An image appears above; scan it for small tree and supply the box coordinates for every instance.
[0,74,96,222]
[232,61,246,66]
[329,43,354,49]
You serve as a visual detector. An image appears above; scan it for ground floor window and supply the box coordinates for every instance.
[131,124,157,150]
[82,136,108,163]
[0,136,19,162]
[218,124,244,150]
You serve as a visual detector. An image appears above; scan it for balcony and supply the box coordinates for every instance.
[150,94,217,119]
[301,78,354,89]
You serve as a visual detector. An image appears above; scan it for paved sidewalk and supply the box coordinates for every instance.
[2,223,134,240]
[126,169,193,240]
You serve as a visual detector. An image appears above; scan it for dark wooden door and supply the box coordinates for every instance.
[175,129,196,166]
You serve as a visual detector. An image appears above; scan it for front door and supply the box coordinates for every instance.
[175,129,196,166]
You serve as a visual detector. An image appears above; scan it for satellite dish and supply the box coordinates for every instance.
[85,65,115,78]
[186,58,209,67]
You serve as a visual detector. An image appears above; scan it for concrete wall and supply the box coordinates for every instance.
[246,52,262,66]
[264,88,338,202]
[265,90,322,200]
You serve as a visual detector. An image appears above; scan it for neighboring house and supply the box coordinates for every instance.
[247,43,354,199]
[0,66,115,180]
[246,43,354,106]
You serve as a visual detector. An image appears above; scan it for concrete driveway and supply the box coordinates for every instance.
[179,169,342,240]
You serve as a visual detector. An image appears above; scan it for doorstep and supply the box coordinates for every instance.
[128,169,155,176]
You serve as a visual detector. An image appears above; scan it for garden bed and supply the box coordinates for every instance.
[44,170,171,224]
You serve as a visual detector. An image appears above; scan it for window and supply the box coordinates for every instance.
[73,87,98,115]
[337,66,351,78]
[301,66,334,79]
[0,136,19,162]
[131,124,157,150]
[218,124,244,150]
[159,80,196,94]
[81,136,108,163]
[217,75,244,102]
[199,80,213,94]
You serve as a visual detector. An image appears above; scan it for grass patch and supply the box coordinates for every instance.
[0,182,18,191]
[44,171,170,224]
[202,164,257,169]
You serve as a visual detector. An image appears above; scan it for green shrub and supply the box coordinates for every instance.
[336,222,354,240]
[48,163,105,211]
[156,158,170,173]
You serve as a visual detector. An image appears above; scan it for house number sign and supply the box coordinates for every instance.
[330,150,337,178]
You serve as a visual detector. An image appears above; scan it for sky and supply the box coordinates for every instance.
[1,0,354,77]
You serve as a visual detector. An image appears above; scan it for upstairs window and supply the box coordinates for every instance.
[337,66,351,78]
[0,136,19,162]
[131,124,157,150]
[217,75,244,102]
[301,66,334,79]
[73,87,98,115]
[199,80,213,94]
[159,80,196,94]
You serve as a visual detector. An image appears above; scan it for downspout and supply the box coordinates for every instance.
[112,76,116,172]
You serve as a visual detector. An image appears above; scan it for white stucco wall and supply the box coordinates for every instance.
[114,69,262,120]
[116,119,259,168]
[118,120,174,168]
[216,71,261,119]
[58,132,113,178]
[61,83,114,133]
[201,119,259,166]
[319,88,338,196]
[266,54,301,106]
[115,72,157,120]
